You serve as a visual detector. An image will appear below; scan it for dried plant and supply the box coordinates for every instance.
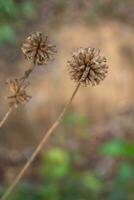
[1,42,108,200]
[0,32,57,128]
[21,32,57,65]
[6,78,31,108]
[68,47,108,86]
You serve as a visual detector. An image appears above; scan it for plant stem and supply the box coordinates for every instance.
[0,62,36,129]
[1,82,81,200]
[0,107,13,128]
[20,64,36,84]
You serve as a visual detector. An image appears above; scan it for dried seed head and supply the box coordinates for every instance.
[21,32,57,65]
[68,47,108,86]
[6,78,31,108]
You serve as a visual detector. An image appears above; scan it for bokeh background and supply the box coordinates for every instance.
[0,0,134,199]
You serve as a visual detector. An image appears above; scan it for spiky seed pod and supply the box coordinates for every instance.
[68,47,108,86]
[6,79,31,108]
[21,32,57,65]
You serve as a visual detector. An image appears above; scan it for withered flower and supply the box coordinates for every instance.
[6,78,31,107]
[21,32,57,65]
[68,47,108,86]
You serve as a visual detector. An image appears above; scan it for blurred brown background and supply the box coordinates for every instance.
[0,0,134,199]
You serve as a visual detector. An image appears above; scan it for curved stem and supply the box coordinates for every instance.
[0,107,12,128]
[1,82,81,200]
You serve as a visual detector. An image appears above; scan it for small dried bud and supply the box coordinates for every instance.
[6,79,31,107]
[21,32,57,65]
[68,47,108,86]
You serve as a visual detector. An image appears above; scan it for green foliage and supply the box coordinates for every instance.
[40,148,69,179]
[20,1,35,19]
[9,148,103,200]
[106,162,134,200]
[9,182,40,200]
[82,172,102,192]
[118,162,133,181]
[100,138,134,200]
[0,0,18,19]
[0,0,35,20]
[0,24,16,44]
[62,111,89,139]
[63,111,88,127]
[6,143,134,200]
[101,138,134,157]
[40,183,60,200]
[0,0,35,44]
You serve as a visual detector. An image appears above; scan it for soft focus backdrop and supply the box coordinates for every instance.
[0,0,134,199]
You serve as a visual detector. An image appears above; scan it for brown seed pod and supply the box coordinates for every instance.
[21,32,57,65]
[68,47,108,86]
[6,79,31,107]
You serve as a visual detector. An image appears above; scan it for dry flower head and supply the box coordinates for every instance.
[6,78,31,107]
[68,47,108,86]
[21,32,57,65]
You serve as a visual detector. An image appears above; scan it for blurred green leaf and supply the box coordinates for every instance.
[0,0,36,44]
[0,0,19,18]
[82,172,102,192]
[21,1,36,18]
[10,191,38,200]
[64,111,88,127]
[0,24,16,43]
[40,148,69,178]
[118,162,133,180]
[40,183,59,200]
[101,138,134,157]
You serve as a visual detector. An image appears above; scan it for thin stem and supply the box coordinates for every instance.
[20,64,36,84]
[0,107,12,128]
[1,82,81,200]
